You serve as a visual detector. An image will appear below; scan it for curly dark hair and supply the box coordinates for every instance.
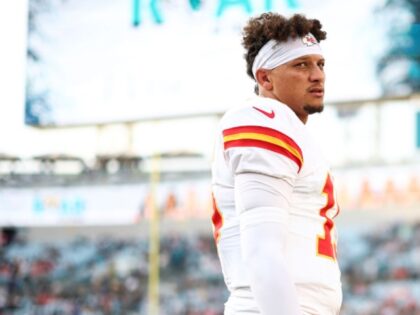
[242,12,327,81]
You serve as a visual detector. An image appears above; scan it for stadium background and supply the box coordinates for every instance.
[1,0,420,314]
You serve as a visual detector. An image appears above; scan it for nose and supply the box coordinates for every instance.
[309,64,325,82]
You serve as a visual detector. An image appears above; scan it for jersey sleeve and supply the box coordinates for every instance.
[220,101,304,181]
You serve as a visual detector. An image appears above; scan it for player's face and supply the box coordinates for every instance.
[268,54,325,123]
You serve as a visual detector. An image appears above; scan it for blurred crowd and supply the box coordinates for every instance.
[0,220,419,315]
[340,221,420,315]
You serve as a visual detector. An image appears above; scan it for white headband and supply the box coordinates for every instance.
[252,33,323,79]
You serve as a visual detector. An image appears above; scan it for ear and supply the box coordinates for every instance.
[255,69,273,91]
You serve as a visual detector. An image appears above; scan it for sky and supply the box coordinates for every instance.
[0,0,389,162]
[0,0,28,156]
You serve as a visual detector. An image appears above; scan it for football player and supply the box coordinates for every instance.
[212,12,342,315]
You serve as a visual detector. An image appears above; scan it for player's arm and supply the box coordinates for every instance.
[235,173,302,315]
[221,108,304,314]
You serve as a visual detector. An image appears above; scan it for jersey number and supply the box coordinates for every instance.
[317,174,339,260]
[211,192,223,243]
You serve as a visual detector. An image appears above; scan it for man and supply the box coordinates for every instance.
[211,13,342,315]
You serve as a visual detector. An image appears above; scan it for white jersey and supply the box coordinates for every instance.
[211,96,342,315]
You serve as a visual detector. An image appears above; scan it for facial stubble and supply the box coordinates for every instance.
[303,104,324,115]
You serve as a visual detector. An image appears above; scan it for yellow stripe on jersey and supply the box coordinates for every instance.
[223,132,303,165]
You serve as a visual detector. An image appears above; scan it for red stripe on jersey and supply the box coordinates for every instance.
[223,125,302,158]
[224,138,302,171]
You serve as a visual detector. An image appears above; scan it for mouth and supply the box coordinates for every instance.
[308,87,324,98]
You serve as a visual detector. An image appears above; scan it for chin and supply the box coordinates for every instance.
[304,103,324,114]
